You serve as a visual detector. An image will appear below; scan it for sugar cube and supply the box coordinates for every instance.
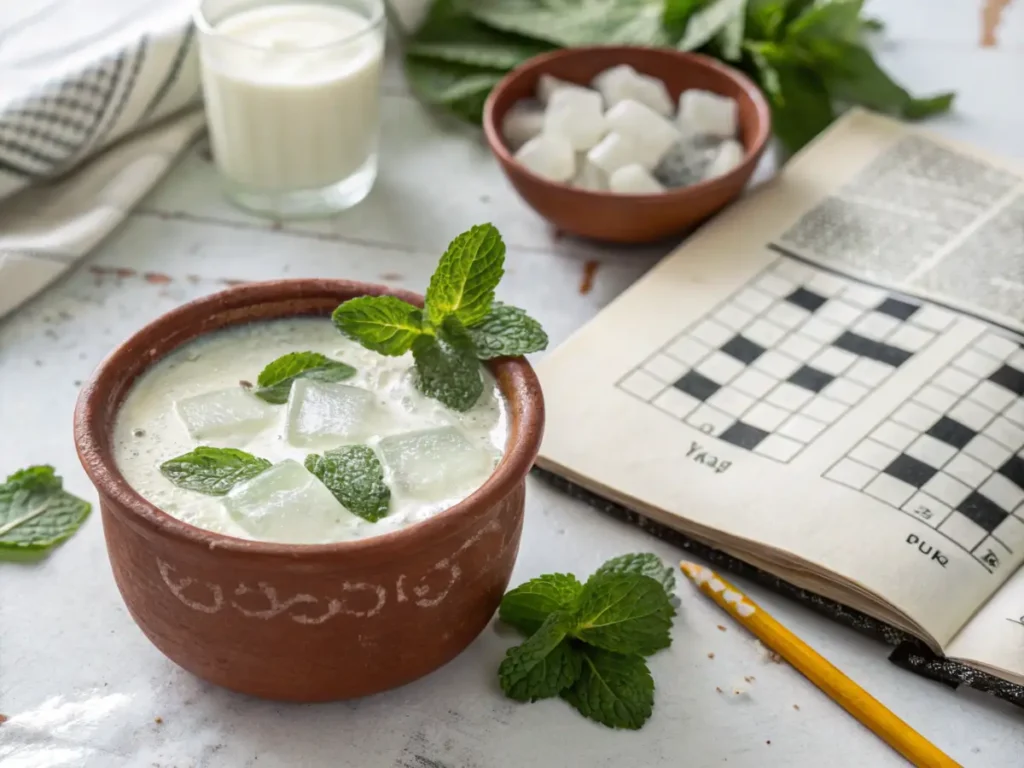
[654,141,718,188]
[286,379,377,447]
[378,427,495,500]
[704,139,745,180]
[587,131,642,176]
[224,459,356,543]
[501,99,544,151]
[609,164,665,195]
[537,74,576,105]
[604,99,680,169]
[593,65,673,116]
[544,86,606,151]
[175,387,274,444]
[678,89,738,139]
[514,134,576,182]
[571,153,607,191]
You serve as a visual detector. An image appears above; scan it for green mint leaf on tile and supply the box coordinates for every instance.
[304,445,390,522]
[160,447,271,496]
[498,612,583,701]
[0,465,91,555]
[411,330,483,412]
[572,573,674,656]
[594,553,676,598]
[332,296,428,356]
[561,647,654,730]
[466,302,548,359]
[254,351,356,404]
[424,223,505,327]
[499,573,583,635]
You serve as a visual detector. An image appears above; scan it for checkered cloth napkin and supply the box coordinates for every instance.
[0,0,205,318]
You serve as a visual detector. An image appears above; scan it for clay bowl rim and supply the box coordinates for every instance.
[73,279,544,564]
[482,46,772,203]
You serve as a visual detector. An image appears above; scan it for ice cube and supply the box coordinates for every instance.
[604,99,680,169]
[175,387,274,443]
[537,73,576,105]
[514,134,576,182]
[678,89,738,139]
[571,153,607,191]
[502,99,544,151]
[703,139,745,180]
[654,141,718,188]
[609,163,665,195]
[544,87,606,150]
[587,131,642,176]
[224,459,355,543]
[286,379,377,447]
[592,65,673,116]
[378,427,494,500]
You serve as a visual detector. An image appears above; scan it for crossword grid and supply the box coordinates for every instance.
[824,331,1024,573]
[617,257,955,463]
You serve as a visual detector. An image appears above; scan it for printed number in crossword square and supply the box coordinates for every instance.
[824,330,1024,573]
[617,257,954,464]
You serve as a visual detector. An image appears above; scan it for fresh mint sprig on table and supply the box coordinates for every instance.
[252,351,356,404]
[0,466,91,558]
[497,553,677,729]
[332,223,548,412]
[398,0,955,153]
[159,446,391,523]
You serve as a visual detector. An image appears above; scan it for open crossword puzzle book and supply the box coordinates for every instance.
[535,110,1024,690]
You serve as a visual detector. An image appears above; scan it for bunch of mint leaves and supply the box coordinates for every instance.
[497,553,677,729]
[399,0,954,153]
[0,466,91,560]
[332,223,547,412]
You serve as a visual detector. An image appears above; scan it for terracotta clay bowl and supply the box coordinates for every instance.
[73,280,544,702]
[483,46,772,244]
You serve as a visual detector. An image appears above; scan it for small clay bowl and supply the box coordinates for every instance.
[483,46,771,244]
[73,280,544,702]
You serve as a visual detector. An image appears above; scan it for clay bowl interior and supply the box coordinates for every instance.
[73,280,543,702]
[483,46,771,244]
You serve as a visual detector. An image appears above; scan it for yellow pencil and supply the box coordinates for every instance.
[679,561,960,768]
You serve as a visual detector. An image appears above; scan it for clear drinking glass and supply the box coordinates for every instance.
[194,0,385,218]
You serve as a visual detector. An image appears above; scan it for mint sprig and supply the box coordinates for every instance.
[0,466,91,556]
[254,352,356,404]
[304,445,391,522]
[496,553,676,729]
[332,224,547,412]
[160,447,272,496]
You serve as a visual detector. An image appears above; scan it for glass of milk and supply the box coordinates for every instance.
[195,0,385,218]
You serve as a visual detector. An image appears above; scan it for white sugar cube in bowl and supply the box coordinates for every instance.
[484,47,770,242]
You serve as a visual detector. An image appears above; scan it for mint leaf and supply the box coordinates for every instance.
[408,0,552,69]
[304,445,390,522]
[677,0,746,51]
[595,554,676,597]
[0,466,91,554]
[662,0,710,38]
[424,223,505,327]
[160,448,271,496]
[254,351,356,404]
[500,573,583,635]
[786,0,863,45]
[572,573,674,656]
[561,648,654,730]
[405,56,507,119]
[332,296,427,356]
[411,333,484,412]
[766,63,834,153]
[466,302,548,360]
[469,0,672,48]
[904,92,956,120]
[498,612,583,701]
